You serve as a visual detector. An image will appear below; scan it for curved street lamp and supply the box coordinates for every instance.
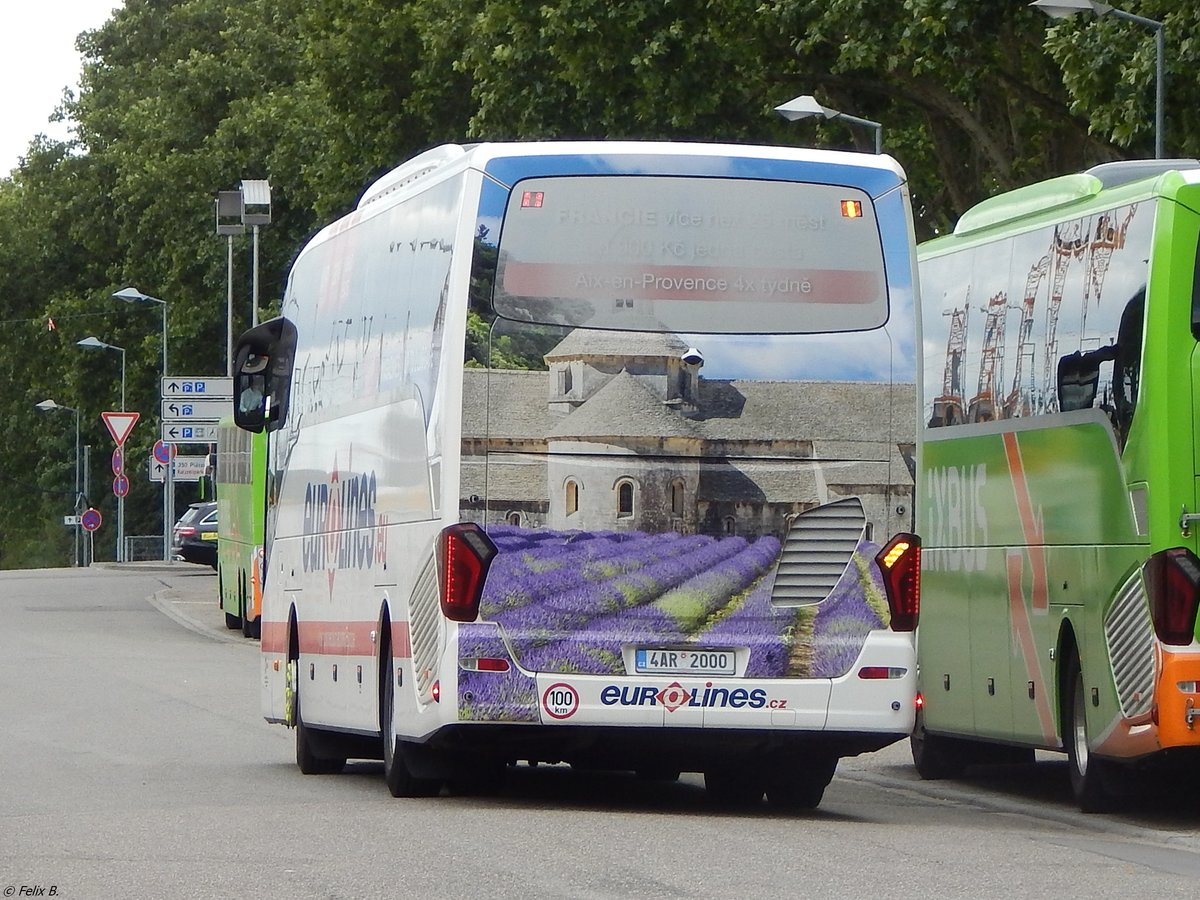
[774,94,884,154]
[1031,0,1165,159]
[113,286,173,561]
[36,399,81,567]
[77,335,127,561]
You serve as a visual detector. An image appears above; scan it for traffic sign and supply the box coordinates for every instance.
[161,376,233,399]
[102,411,140,446]
[153,439,176,464]
[111,447,124,475]
[113,474,130,498]
[162,422,219,443]
[81,508,103,532]
[148,455,209,483]
[63,515,81,526]
[161,398,230,422]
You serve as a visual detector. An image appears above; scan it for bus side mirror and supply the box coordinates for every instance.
[1057,344,1118,413]
[233,317,297,434]
[1057,350,1100,412]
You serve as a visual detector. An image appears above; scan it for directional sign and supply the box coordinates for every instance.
[149,455,209,483]
[161,398,230,422]
[161,376,233,399]
[63,515,81,526]
[162,422,219,444]
[102,411,140,446]
[81,508,103,532]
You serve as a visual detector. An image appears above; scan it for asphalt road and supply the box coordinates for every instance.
[5,564,1200,899]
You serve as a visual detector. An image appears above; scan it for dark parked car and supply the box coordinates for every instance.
[172,501,218,569]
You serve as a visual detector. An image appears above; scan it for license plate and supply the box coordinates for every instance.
[634,648,736,676]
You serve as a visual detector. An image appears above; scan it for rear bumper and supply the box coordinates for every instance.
[416,722,905,772]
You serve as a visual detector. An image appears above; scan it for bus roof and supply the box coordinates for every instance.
[356,140,909,210]
[923,159,1200,254]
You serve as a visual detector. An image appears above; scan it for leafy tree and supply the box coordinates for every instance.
[0,0,1197,566]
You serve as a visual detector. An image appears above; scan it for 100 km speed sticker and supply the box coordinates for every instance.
[542,683,579,720]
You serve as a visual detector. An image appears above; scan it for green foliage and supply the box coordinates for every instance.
[0,0,1196,566]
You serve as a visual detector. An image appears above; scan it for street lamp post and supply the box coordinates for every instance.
[35,399,81,566]
[240,180,272,330]
[215,192,246,377]
[77,336,126,561]
[1031,0,1165,159]
[774,94,884,154]
[113,286,173,561]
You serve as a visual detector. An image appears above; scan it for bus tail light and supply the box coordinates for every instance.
[437,523,498,623]
[857,666,908,679]
[1143,547,1200,646]
[460,657,511,673]
[876,533,920,632]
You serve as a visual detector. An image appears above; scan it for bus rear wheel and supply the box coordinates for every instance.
[1064,653,1116,813]
[765,755,837,810]
[381,654,441,798]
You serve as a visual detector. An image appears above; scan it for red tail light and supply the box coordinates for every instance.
[437,523,498,622]
[1143,547,1200,646]
[857,666,908,679]
[875,532,920,632]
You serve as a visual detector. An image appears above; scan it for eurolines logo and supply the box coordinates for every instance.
[600,681,769,713]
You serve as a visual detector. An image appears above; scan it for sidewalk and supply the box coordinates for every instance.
[98,560,254,646]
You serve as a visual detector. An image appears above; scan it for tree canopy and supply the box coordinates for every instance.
[1,0,1195,566]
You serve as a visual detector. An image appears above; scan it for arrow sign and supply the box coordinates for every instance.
[162,422,219,443]
[160,398,229,421]
[161,376,233,399]
[102,411,140,447]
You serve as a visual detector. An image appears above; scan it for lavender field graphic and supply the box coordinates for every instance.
[457,525,891,722]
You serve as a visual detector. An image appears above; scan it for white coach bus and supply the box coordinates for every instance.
[232,140,921,808]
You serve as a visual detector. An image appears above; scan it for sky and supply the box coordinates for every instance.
[1,1,122,176]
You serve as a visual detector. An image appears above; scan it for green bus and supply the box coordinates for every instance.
[914,159,1200,811]
[216,416,267,638]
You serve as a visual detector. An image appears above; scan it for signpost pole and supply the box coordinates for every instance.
[83,445,91,566]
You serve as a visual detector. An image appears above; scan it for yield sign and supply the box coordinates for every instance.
[102,411,140,446]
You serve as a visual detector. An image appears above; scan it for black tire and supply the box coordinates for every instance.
[704,766,765,808]
[295,680,346,775]
[911,706,967,780]
[1063,652,1115,813]
[765,755,837,811]
[381,653,441,798]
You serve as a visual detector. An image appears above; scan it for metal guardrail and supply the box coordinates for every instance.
[124,535,168,562]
